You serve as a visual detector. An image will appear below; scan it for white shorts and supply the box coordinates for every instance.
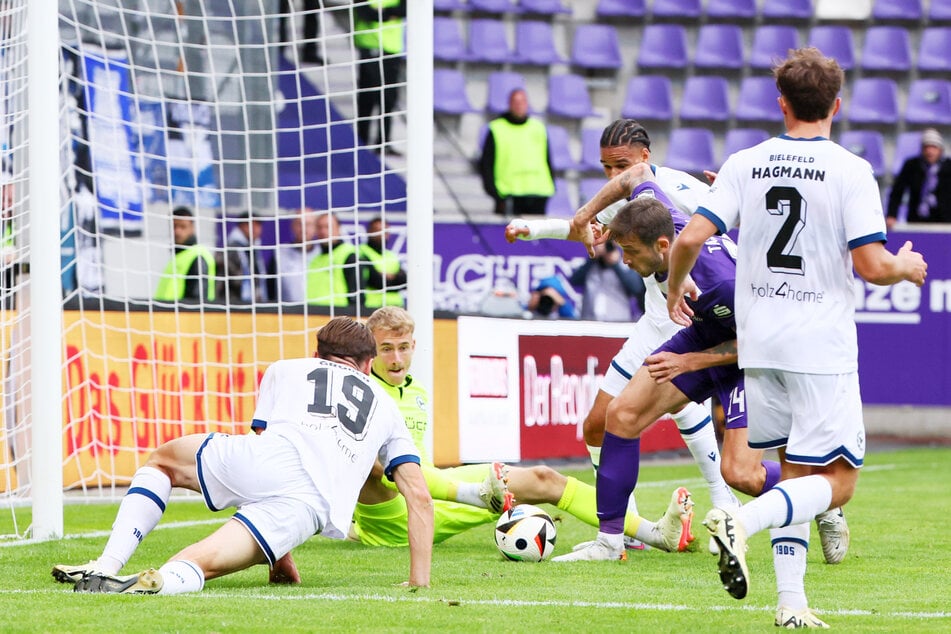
[600,316,683,397]
[196,432,325,565]
[744,369,866,468]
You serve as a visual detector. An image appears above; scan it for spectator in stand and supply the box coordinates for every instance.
[216,210,269,304]
[570,240,645,322]
[479,88,555,216]
[306,211,360,307]
[527,275,578,319]
[887,128,951,227]
[154,207,216,303]
[358,216,406,308]
[280,0,323,65]
[354,0,406,153]
[267,207,320,303]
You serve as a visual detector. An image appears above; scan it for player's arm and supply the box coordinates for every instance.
[391,461,433,588]
[645,340,737,384]
[851,240,927,287]
[667,214,718,326]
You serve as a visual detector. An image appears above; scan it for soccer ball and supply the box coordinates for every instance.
[494,504,557,562]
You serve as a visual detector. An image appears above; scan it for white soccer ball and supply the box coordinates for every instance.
[494,504,557,562]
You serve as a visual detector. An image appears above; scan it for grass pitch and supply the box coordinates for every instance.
[2,446,950,632]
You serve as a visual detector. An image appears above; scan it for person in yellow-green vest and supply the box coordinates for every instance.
[359,216,405,308]
[306,211,360,307]
[154,207,216,303]
[478,88,555,216]
[353,0,406,152]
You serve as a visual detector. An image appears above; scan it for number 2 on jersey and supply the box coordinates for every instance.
[765,186,806,276]
[307,367,375,440]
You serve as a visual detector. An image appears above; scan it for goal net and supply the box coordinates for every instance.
[1,0,433,541]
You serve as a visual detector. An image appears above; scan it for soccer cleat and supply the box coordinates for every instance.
[774,606,830,629]
[479,462,514,513]
[703,507,750,600]
[51,561,104,584]
[654,486,696,552]
[571,536,650,552]
[552,537,626,562]
[815,507,849,565]
[74,569,163,594]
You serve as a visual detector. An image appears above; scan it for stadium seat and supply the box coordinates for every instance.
[514,21,566,65]
[734,76,784,123]
[905,79,951,126]
[750,25,800,71]
[917,28,951,74]
[547,74,595,119]
[467,18,514,64]
[595,0,646,18]
[433,69,477,114]
[547,125,580,172]
[839,130,887,177]
[637,24,688,71]
[519,0,571,14]
[722,128,770,164]
[664,128,716,175]
[486,71,526,114]
[848,78,900,126]
[434,0,468,11]
[651,0,702,20]
[693,24,745,71]
[570,24,623,71]
[892,130,923,173]
[860,26,912,74]
[620,75,674,121]
[579,177,605,202]
[469,0,516,13]
[761,0,813,21]
[578,127,604,172]
[547,178,575,217]
[929,0,951,21]
[807,25,855,71]
[679,76,731,123]
[871,0,923,22]
[434,17,469,63]
[705,0,757,21]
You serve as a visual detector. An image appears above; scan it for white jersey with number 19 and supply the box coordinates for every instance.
[696,135,887,374]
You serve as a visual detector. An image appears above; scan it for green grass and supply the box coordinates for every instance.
[3,447,950,632]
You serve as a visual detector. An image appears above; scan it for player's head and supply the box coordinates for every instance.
[608,197,675,277]
[599,119,651,179]
[366,306,415,386]
[315,317,377,372]
[773,47,843,123]
[171,206,196,246]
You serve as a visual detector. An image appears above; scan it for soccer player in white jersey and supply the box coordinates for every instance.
[667,48,927,628]
[52,317,434,594]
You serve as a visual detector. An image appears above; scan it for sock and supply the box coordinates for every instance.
[672,404,738,510]
[760,460,782,496]
[586,443,601,473]
[556,476,644,537]
[98,466,171,574]
[596,432,640,535]
[453,482,485,508]
[739,475,833,537]
[157,560,205,595]
[771,523,810,611]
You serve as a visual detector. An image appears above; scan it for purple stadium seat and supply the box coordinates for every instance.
[433,69,477,114]
[693,24,745,71]
[547,74,595,119]
[467,18,514,64]
[679,76,731,123]
[547,125,580,172]
[750,25,800,71]
[514,21,566,65]
[578,127,604,172]
[808,25,855,71]
[596,0,646,18]
[434,0,468,10]
[722,128,770,164]
[652,0,701,20]
[664,128,716,175]
[434,17,468,63]
[849,78,899,126]
[761,0,813,21]
[486,71,526,114]
[571,23,623,70]
[872,0,923,22]
[861,26,912,73]
[918,28,951,73]
[519,0,571,14]
[706,0,757,20]
[579,177,605,202]
[905,80,951,126]
[930,0,951,21]
[637,24,688,70]
[839,130,886,177]
[735,76,784,123]
[547,178,575,218]
[621,75,673,121]
[892,131,924,174]
[469,0,516,12]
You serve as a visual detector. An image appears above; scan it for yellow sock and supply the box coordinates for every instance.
[557,476,642,536]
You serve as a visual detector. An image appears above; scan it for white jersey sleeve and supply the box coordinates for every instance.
[654,165,709,216]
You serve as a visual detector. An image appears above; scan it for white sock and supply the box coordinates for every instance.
[455,482,484,508]
[156,560,205,595]
[596,531,624,551]
[98,466,171,574]
[771,523,810,611]
[672,404,738,510]
[739,475,833,537]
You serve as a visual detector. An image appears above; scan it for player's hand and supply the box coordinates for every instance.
[504,219,530,243]
[645,351,691,384]
[897,240,928,287]
[703,170,718,185]
[667,275,698,327]
[591,223,612,246]
[269,552,301,584]
[885,216,898,230]
[568,216,596,257]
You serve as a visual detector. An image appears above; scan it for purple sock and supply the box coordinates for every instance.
[596,432,641,535]
[760,460,781,496]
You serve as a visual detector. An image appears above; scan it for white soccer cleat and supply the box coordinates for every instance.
[552,536,626,562]
[571,536,650,552]
[775,606,830,629]
[654,486,696,552]
[704,507,750,600]
[815,507,849,565]
[479,462,513,514]
[74,568,163,594]
[51,560,104,584]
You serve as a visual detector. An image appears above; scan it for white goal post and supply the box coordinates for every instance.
[1,0,434,542]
